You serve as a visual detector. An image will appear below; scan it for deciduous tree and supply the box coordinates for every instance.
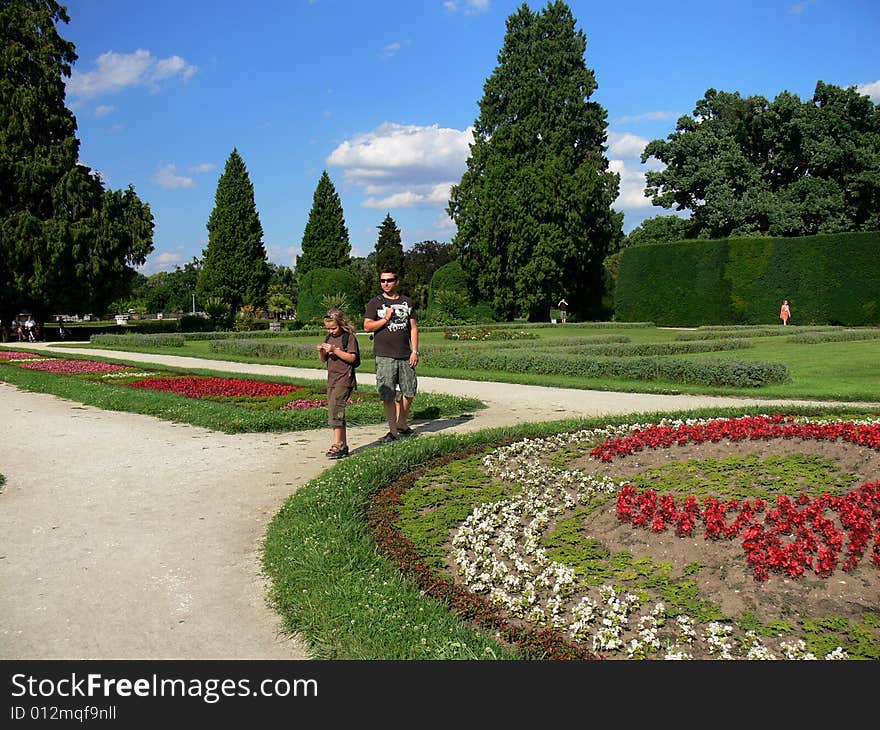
[447,0,622,321]
[404,240,454,309]
[641,83,880,238]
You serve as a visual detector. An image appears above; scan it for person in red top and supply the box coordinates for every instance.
[317,308,359,459]
[780,299,791,326]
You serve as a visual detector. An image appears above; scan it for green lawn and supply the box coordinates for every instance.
[72,323,880,402]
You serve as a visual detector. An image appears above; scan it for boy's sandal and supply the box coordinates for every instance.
[326,445,341,456]
[328,445,349,459]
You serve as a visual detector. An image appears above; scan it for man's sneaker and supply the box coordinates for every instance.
[397,427,416,438]
[379,431,399,443]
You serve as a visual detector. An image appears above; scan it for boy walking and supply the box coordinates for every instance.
[317,309,359,459]
[363,269,420,442]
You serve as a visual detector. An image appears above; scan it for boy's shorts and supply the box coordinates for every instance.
[374,356,418,401]
[327,385,353,427]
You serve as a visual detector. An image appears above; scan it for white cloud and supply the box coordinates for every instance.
[95,105,114,117]
[152,163,194,189]
[140,249,187,275]
[444,0,490,13]
[856,80,880,103]
[327,122,473,208]
[609,159,653,210]
[615,110,679,125]
[380,42,402,58]
[607,131,649,160]
[363,182,456,209]
[188,162,217,174]
[66,49,197,99]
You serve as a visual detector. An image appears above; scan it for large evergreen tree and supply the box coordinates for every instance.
[295,170,350,280]
[1,0,154,323]
[373,212,404,277]
[196,148,269,313]
[641,83,880,238]
[447,0,622,321]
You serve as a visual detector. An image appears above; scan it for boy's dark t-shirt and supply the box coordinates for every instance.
[325,331,359,388]
[365,294,415,359]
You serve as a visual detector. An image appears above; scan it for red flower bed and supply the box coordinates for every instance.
[602,416,880,582]
[18,359,130,373]
[0,351,40,360]
[126,376,300,399]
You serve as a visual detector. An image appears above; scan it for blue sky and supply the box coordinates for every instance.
[61,0,879,274]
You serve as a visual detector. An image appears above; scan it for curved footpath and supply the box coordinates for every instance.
[1,342,877,660]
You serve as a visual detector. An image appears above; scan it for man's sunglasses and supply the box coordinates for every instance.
[380,278,397,283]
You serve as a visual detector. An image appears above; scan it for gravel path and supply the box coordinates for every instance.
[2,343,876,659]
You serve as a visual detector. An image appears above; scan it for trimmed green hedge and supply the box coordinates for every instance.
[423,350,788,387]
[615,231,880,326]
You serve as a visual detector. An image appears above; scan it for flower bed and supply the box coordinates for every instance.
[126,376,300,399]
[380,415,880,659]
[17,359,131,373]
[444,328,537,341]
[0,350,40,360]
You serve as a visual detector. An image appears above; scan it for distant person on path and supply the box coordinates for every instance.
[780,299,791,326]
[364,269,420,442]
[24,314,36,342]
[11,316,22,341]
[317,308,360,460]
[557,298,569,324]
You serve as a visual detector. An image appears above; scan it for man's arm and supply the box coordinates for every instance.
[408,318,420,367]
[364,302,393,333]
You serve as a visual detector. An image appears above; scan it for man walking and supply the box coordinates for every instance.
[364,269,420,442]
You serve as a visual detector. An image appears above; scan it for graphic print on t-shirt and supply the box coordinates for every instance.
[378,301,412,333]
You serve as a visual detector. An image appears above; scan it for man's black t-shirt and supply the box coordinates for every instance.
[365,294,415,359]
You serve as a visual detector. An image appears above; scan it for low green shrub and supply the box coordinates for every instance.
[788,329,880,344]
[423,350,789,387]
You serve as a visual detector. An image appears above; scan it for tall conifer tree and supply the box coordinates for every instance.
[373,212,404,278]
[448,1,622,320]
[296,170,350,280]
[1,0,154,322]
[196,148,269,313]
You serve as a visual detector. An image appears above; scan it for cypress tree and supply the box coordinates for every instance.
[296,170,351,280]
[374,212,404,277]
[196,148,269,314]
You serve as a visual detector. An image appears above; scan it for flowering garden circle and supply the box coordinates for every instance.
[380,415,880,660]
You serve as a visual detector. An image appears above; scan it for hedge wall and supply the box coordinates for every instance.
[615,231,880,326]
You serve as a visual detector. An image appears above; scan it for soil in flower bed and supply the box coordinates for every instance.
[570,438,880,629]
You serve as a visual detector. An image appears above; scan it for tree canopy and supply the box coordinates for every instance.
[1,0,154,322]
[403,240,455,309]
[447,0,622,321]
[295,170,350,280]
[196,148,269,313]
[118,258,201,314]
[642,82,880,239]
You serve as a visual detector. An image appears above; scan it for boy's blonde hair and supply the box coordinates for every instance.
[323,308,355,334]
